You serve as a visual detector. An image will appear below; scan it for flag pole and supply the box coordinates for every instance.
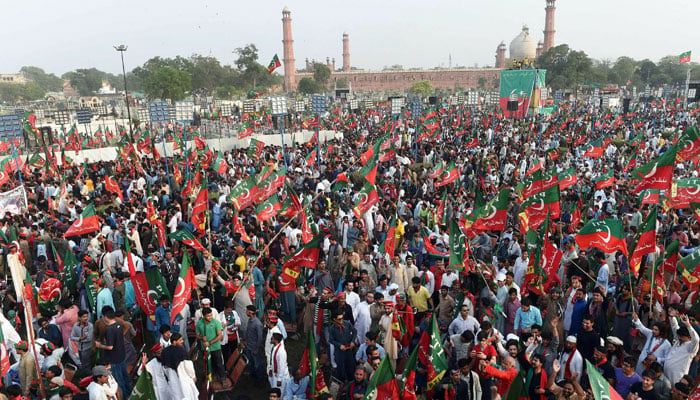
[23,297,47,398]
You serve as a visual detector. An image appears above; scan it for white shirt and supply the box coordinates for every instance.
[557,348,583,383]
[441,272,458,289]
[633,318,671,374]
[448,314,480,336]
[344,290,361,322]
[87,381,108,400]
[122,253,144,274]
[664,318,700,384]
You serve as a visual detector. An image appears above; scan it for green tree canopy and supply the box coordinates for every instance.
[297,77,319,94]
[144,66,192,101]
[410,80,433,97]
[19,66,63,91]
[313,63,331,90]
[62,68,111,96]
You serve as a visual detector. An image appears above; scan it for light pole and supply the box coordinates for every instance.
[114,45,134,142]
[270,97,289,170]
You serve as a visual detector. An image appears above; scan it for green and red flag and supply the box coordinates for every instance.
[417,314,448,394]
[435,161,459,187]
[678,248,700,287]
[668,178,700,209]
[630,146,677,193]
[546,147,559,161]
[212,151,228,174]
[362,355,399,400]
[305,149,318,167]
[282,234,322,271]
[639,189,660,206]
[595,170,615,189]
[503,372,528,400]
[255,194,281,222]
[654,239,680,274]
[28,152,45,169]
[171,249,195,325]
[680,51,692,64]
[229,175,259,211]
[267,54,282,74]
[249,138,265,159]
[299,331,329,398]
[400,344,419,400]
[676,126,700,162]
[541,169,559,191]
[448,219,468,271]
[521,185,560,230]
[472,187,510,231]
[359,154,378,186]
[191,180,209,235]
[518,170,544,200]
[691,202,700,223]
[0,320,10,386]
[575,218,628,256]
[64,203,100,238]
[255,168,287,202]
[465,129,479,148]
[629,206,657,276]
[353,182,379,219]
[583,137,606,158]
[585,360,624,400]
[238,122,254,139]
[168,229,206,252]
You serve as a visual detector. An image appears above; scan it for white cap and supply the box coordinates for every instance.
[388,283,399,291]
[496,273,506,281]
[201,298,211,305]
[566,335,577,343]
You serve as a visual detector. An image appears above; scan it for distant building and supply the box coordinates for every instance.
[0,74,28,84]
[280,7,500,93]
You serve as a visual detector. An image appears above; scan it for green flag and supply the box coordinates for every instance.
[129,370,157,400]
[362,356,399,400]
[586,360,624,400]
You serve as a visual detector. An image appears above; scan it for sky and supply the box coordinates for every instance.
[1,0,698,76]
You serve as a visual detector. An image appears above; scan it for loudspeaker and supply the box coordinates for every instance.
[623,98,631,114]
[428,96,437,105]
[506,101,518,111]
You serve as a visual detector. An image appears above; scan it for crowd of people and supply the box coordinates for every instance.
[0,98,698,400]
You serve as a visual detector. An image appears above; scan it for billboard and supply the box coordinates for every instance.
[499,69,546,118]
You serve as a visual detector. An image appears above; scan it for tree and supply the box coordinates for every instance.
[62,68,109,96]
[410,80,433,97]
[234,44,259,71]
[144,66,191,101]
[313,63,331,90]
[0,82,45,102]
[335,78,349,89]
[297,78,319,94]
[477,77,488,90]
[19,66,63,91]
[612,56,637,85]
[536,44,592,92]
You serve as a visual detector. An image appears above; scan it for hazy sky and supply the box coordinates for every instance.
[1,0,697,76]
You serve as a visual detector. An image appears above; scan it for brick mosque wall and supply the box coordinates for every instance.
[295,68,502,92]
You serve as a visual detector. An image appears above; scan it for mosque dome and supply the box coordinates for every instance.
[509,25,537,60]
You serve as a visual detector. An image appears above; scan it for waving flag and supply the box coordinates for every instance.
[575,219,628,256]
[353,182,379,219]
[64,204,100,238]
[629,207,657,276]
[171,250,194,325]
[630,147,677,193]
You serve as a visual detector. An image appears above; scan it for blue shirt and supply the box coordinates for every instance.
[355,343,386,362]
[96,288,115,319]
[284,376,308,400]
[124,280,135,309]
[514,305,543,331]
[155,305,180,334]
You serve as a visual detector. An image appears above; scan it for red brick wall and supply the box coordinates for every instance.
[296,69,502,92]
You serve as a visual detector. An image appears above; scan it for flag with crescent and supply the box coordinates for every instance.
[574,218,628,256]
[171,250,194,325]
[64,203,100,238]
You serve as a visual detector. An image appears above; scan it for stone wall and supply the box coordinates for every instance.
[296,68,502,92]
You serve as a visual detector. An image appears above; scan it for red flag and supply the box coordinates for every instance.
[104,176,123,200]
[171,250,194,325]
